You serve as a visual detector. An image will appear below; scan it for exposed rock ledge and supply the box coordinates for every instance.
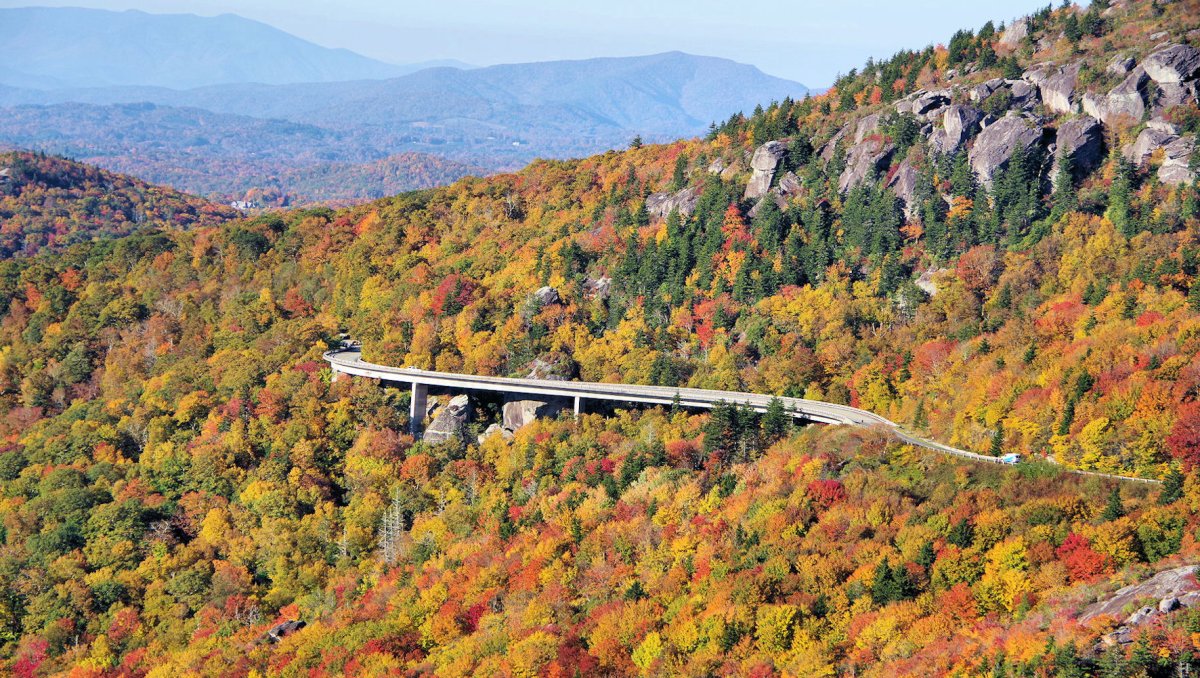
[1079,564,1200,648]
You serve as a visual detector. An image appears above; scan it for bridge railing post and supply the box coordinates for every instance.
[410,383,428,435]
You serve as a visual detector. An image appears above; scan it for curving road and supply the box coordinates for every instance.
[323,345,1159,485]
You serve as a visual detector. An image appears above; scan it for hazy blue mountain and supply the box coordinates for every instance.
[0,10,806,205]
[0,7,413,89]
[0,52,807,136]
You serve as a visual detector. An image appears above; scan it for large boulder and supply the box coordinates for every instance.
[913,90,951,118]
[532,286,560,307]
[265,620,306,644]
[1083,67,1148,124]
[968,113,1045,190]
[931,105,986,154]
[1153,81,1199,118]
[1037,63,1083,114]
[1052,115,1105,182]
[423,394,472,443]
[838,137,896,193]
[969,78,1006,103]
[744,141,788,199]
[1107,54,1136,77]
[646,185,699,220]
[1124,123,1179,166]
[777,171,803,197]
[1159,136,1196,186]
[1142,44,1200,85]
[583,276,611,300]
[476,423,512,445]
[502,397,570,431]
[1006,79,1041,110]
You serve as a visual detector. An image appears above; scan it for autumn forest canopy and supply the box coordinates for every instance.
[3,0,1200,676]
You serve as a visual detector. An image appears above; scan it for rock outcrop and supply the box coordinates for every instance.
[839,137,896,193]
[423,394,472,443]
[1153,81,1199,117]
[1159,135,1197,186]
[502,397,569,431]
[912,90,951,118]
[531,286,560,307]
[1082,564,1200,623]
[887,158,920,219]
[777,171,803,198]
[818,125,849,162]
[583,276,611,299]
[265,620,306,644]
[930,105,986,154]
[1006,79,1042,110]
[854,113,882,143]
[744,141,788,200]
[999,17,1028,49]
[646,185,699,220]
[1052,115,1104,181]
[1107,54,1135,77]
[1034,62,1082,114]
[969,78,1005,103]
[1081,564,1200,648]
[968,113,1045,190]
[1124,123,1179,166]
[748,170,804,218]
[477,423,512,444]
[1083,67,1148,124]
[1142,44,1200,85]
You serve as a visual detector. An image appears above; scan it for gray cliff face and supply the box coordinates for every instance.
[731,44,1196,218]
[744,141,788,200]
[1052,115,1104,183]
[969,113,1045,190]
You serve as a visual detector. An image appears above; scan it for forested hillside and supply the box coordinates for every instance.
[2,0,1200,675]
[0,151,235,258]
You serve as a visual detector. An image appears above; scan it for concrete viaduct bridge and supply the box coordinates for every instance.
[323,344,1159,485]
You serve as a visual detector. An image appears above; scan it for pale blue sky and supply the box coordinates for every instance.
[1,1,1056,85]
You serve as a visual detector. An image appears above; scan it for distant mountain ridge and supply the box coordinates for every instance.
[0,6,418,89]
[0,8,808,205]
[0,51,807,135]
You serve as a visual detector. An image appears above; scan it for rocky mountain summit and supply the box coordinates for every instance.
[740,40,1198,218]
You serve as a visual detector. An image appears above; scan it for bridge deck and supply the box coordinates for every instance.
[323,346,1159,485]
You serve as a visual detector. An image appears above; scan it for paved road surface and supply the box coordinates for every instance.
[323,345,1159,485]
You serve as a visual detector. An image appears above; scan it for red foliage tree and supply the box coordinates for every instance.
[808,479,847,508]
[1055,533,1110,582]
[1166,402,1200,470]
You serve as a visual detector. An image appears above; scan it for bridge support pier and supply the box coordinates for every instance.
[409,383,428,435]
[574,396,583,418]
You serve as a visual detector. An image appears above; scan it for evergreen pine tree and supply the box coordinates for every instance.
[1101,486,1125,521]
[1158,466,1184,505]
[762,397,790,442]
[671,153,688,191]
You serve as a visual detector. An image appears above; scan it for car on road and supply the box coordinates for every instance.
[999,453,1021,465]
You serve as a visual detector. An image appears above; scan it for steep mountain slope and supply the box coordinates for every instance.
[0,150,236,258]
[0,7,407,89]
[1,0,1200,676]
